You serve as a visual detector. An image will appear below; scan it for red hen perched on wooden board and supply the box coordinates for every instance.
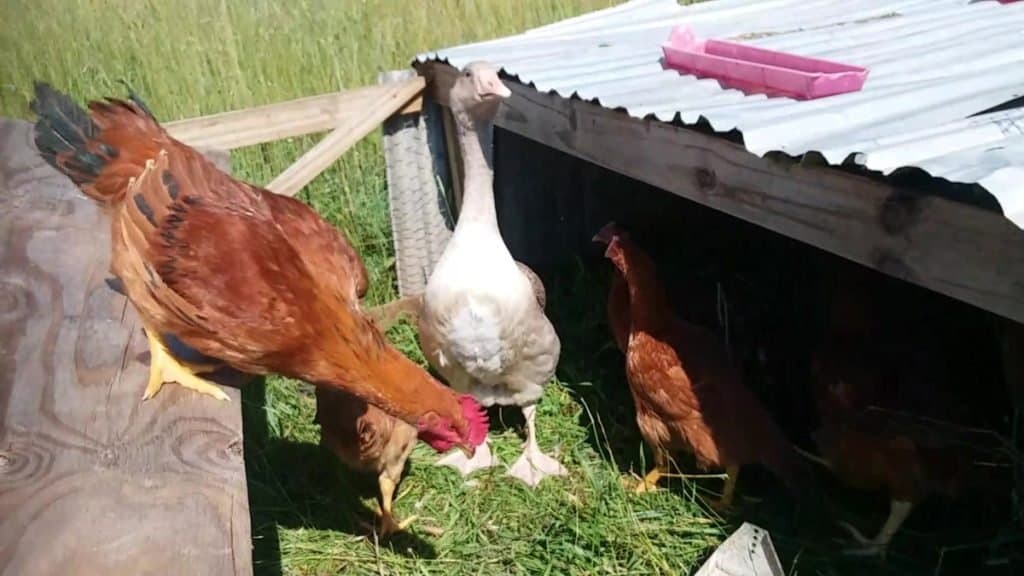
[29,82,487,457]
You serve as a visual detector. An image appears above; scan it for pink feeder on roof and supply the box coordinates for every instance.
[661,25,869,100]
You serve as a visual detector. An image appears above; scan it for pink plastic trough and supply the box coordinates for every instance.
[661,25,869,100]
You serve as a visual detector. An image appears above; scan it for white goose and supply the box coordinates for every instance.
[418,61,566,487]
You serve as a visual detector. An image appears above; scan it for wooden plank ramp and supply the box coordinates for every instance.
[0,119,252,576]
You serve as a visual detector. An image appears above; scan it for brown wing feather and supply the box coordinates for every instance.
[614,236,811,493]
[112,147,324,372]
[263,193,369,301]
[39,86,484,438]
[626,331,721,466]
[114,139,467,427]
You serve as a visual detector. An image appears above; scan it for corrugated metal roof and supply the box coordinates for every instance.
[415,0,1024,228]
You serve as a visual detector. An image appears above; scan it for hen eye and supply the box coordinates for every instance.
[463,70,472,78]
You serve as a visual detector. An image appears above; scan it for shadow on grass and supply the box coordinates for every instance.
[544,255,647,476]
[240,379,437,576]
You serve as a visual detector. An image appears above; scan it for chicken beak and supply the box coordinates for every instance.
[458,444,476,459]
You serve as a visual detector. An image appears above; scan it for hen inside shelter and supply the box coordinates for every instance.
[470,122,1022,574]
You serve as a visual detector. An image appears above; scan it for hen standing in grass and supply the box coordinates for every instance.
[316,386,419,537]
[418,62,565,487]
[595,222,808,509]
[30,82,488,456]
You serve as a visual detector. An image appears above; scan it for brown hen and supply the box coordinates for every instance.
[316,386,419,537]
[30,83,488,455]
[807,262,1003,557]
[595,222,808,509]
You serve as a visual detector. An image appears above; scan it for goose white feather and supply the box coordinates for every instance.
[418,62,564,486]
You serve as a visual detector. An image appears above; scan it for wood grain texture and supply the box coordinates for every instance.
[166,79,423,152]
[422,62,1024,325]
[265,77,425,197]
[0,119,252,576]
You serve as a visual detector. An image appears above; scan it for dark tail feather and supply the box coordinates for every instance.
[105,276,126,295]
[117,79,158,121]
[105,276,219,365]
[30,82,120,200]
[162,333,223,366]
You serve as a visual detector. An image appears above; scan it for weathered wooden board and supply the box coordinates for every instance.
[165,79,423,151]
[422,62,1024,325]
[0,119,252,576]
[265,76,425,197]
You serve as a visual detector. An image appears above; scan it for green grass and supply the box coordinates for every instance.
[239,264,725,575]
[1,1,728,574]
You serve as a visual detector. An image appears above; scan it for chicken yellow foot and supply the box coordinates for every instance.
[140,326,230,401]
[626,450,676,493]
[633,468,663,493]
[625,467,683,493]
[373,475,417,537]
[626,463,739,513]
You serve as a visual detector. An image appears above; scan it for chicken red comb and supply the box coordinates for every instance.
[459,394,489,447]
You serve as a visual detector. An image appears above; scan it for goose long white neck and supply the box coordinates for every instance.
[454,111,497,228]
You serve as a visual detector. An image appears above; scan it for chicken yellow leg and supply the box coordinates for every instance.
[141,326,230,401]
[377,475,416,537]
[628,454,740,510]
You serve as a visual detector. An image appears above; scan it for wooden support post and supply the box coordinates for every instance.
[1003,320,1024,410]
[441,107,465,214]
[265,77,425,198]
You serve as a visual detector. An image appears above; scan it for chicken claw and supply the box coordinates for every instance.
[436,436,498,476]
[625,450,679,494]
[374,475,416,537]
[631,468,664,494]
[141,326,230,401]
[378,511,418,537]
[836,499,913,559]
[506,404,567,488]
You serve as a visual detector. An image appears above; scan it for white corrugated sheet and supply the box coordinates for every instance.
[415,0,1024,228]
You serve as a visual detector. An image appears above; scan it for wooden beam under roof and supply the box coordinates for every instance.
[421,61,1024,324]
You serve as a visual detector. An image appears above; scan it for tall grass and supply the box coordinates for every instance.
[2,1,728,574]
[1,0,621,306]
